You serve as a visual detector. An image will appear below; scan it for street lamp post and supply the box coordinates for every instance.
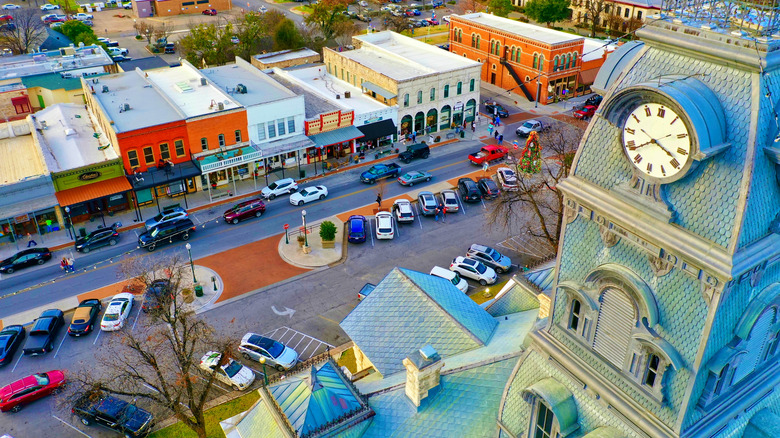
[185,243,197,284]
[64,206,73,240]
[301,210,308,248]
[259,357,269,385]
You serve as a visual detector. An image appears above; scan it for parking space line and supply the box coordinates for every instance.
[264,328,280,339]
[52,414,93,438]
[11,351,23,372]
[93,326,102,345]
[131,298,144,332]
[198,375,230,392]
[299,338,315,356]
[394,217,400,239]
[480,198,487,209]
[458,197,467,215]
[369,218,374,247]
[302,341,324,359]
[290,336,306,351]
[416,204,423,229]
[266,327,289,341]
[54,332,67,358]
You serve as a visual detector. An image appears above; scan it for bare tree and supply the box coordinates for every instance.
[625,16,642,38]
[382,11,411,33]
[153,21,174,44]
[486,121,584,253]
[334,19,359,48]
[0,9,46,54]
[455,0,485,14]
[63,255,240,438]
[134,20,155,45]
[584,0,606,37]
[604,13,623,37]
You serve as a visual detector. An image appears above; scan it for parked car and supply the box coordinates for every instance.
[430,266,468,293]
[496,167,519,191]
[223,198,265,224]
[68,299,102,337]
[289,185,328,206]
[123,1,133,8]
[42,14,66,23]
[477,177,501,199]
[164,42,176,54]
[450,256,497,285]
[467,244,512,274]
[457,178,481,203]
[0,325,24,366]
[40,3,60,10]
[427,18,439,25]
[230,35,239,44]
[397,170,432,186]
[347,215,368,243]
[261,178,298,200]
[1,4,21,9]
[399,143,430,163]
[145,206,187,230]
[442,14,451,22]
[584,94,603,107]
[72,395,154,437]
[440,189,459,213]
[469,145,509,166]
[375,212,394,240]
[101,293,133,331]
[97,36,110,44]
[138,218,196,251]
[0,371,65,413]
[72,12,93,20]
[417,19,429,26]
[22,310,63,356]
[75,223,120,253]
[360,163,401,184]
[202,8,217,15]
[516,119,549,137]
[411,8,421,15]
[392,199,415,224]
[0,248,51,274]
[107,47,129,57]
[417,191,438,216]
[111,55,133,63]
[199,351,255,390]
[485,102,509,118]
[0,13,11,20]
[141,279,171,313]
[81,19,93,26]
[573,104,598,120]
[238,333,299,371]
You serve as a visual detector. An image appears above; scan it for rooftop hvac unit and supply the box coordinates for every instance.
[200,78,207,86]
[336,94,341,99]
[218,102,224,110]
[123,103,130,111]
[102,85,109,93]
[236,83,247,94]
[345,91,351,98]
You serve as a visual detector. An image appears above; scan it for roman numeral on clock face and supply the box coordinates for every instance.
[626,140,635,148]
[645,106,652,117]
[657,107,665,118]
[633,154,642,164]
[677,147,688,155]
[632,114,641,123]
[625,128,635,135]
[647,163,653,172]
[670,158,680,169]
[661,165,666,176]
[670,116,679,125]
[677,133,688,139]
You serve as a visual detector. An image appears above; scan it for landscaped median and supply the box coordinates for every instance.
[148,391,260,438]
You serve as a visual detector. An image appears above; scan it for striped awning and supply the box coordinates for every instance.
[55,176,132,207]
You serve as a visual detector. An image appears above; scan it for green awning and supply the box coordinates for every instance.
[308,126,364,148]
[362,81,397,99]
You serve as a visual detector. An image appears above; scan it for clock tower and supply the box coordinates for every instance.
[496,2,780,438]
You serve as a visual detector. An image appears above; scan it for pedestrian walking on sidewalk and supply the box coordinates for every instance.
[434,206,441,222]
[412,132,417,143]
[471,122,476,133]
[498,134,504,145]
[26,233,37,247]
[439,203,446,223]
[376,194,382,208]
[67,256,75,273]
[487,124,494,136]
[60,257,68,272]
[494,130,499,140]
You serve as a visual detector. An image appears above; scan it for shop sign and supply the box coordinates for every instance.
[364,117,382,124]
[109,194,124,201]
[14,213,30,224]
[78,170,102,181]
[454,101,464,111]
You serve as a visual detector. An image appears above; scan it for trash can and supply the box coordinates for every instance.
[79,228,87,238]
[460,131,465,138]
[299,169,306,178]
[194,284,204,297]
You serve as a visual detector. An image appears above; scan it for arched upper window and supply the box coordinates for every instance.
[456,81,462,95]
[572,52,578,67]
[511,47,516,62]
[443,84,450,98]
[569,299,582,332]
[471,33,476,47]
[476,35,481,48]
[733,308,776,383]
[515,47,521,62]
[553,56,559,70]
[533,53,538,69]
[539,55,545,71]
[494,41,501,55]
[430,87,436,101]
[469,78,475,92]
[417,90,423,104]
[403,93,409,107]
[566,53,572,69]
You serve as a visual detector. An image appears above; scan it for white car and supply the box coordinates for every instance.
[199,351,255,390]
[450,256,497,286]
[440,190,459,213]
[100,292,134,331]
[442,15,451,23]
[108,47,129,56]
[375,211,394,240]
[238,333,299,371]
[430,266,468,293]
[40,3,60,10]
[97,37,110,44]
[258,5,267,12]
[392,199,414,223]
[1,4,21,9]
[261,178,298,200]
[122,1,132,8]
[496,167,519,191]
[73,12,93,20]
[289,185,328,206]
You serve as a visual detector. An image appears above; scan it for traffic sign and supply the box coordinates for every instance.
[284,223,289,230]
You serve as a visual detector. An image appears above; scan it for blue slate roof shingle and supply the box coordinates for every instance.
[340,267,498,376]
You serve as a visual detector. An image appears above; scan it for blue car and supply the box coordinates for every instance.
[348,215,367,243]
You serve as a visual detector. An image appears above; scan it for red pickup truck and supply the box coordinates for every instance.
[469,145,509,165]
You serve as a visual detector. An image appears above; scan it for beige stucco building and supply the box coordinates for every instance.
[570,0,662,30]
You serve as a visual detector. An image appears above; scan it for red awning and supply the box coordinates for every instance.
[55,176,132,206]
[578,68,599,86]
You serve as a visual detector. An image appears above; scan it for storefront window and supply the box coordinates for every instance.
[277,119,286,136]
[287,117,295,133]
[107,193,127,208]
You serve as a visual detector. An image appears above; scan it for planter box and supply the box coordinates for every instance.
[322,240,336,248]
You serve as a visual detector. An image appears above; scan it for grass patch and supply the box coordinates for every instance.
[469,279,509,305]
[292,5,312,14]
[54,0,79,11]
[148,391,261,438]
[416,33,448,45]
[400,24,449,37]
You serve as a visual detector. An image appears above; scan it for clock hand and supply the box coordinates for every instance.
[655,140,675,158]
[627,139,653,151]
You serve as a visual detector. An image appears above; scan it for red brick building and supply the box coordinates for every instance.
[449,13,613,104]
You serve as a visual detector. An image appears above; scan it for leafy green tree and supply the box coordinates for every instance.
[59,20,100,46]
[524,0,570,27]
[232,10,278,60]
[304,0,350,41]
[487,0,513,17]
[178,22,235,67]
[274,18,304,50]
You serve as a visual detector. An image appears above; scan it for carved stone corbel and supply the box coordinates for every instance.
[750,263,767,288]
[648,254,673,277]
[599,225,620,248]
[564,199,578,224]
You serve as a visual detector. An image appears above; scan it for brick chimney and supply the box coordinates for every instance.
[402,345,445,407]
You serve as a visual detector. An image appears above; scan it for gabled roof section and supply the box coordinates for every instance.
[270,361,366,436]
[340,268,498,376]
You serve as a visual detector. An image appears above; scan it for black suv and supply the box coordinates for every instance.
[584,94,603,107]
[398,142,430,163]
[72,395,154,438]
[458,178,481,203]
[138,218,196,252]
[142,279,172,313]
[75,223,121,253]
[485,102,509,118]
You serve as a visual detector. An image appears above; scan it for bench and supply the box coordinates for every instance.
[211,192,230,200]
[446,132,456,139]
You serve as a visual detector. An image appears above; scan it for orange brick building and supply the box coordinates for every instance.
[450,13,614,105]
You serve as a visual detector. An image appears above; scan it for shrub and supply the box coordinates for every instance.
[135,35,142,40]
[447,0,455,3]
[297,234,306,243]
[518,16,530,23]
[319,221,337,241]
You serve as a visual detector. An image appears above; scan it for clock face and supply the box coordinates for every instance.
[622,103,692,180]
